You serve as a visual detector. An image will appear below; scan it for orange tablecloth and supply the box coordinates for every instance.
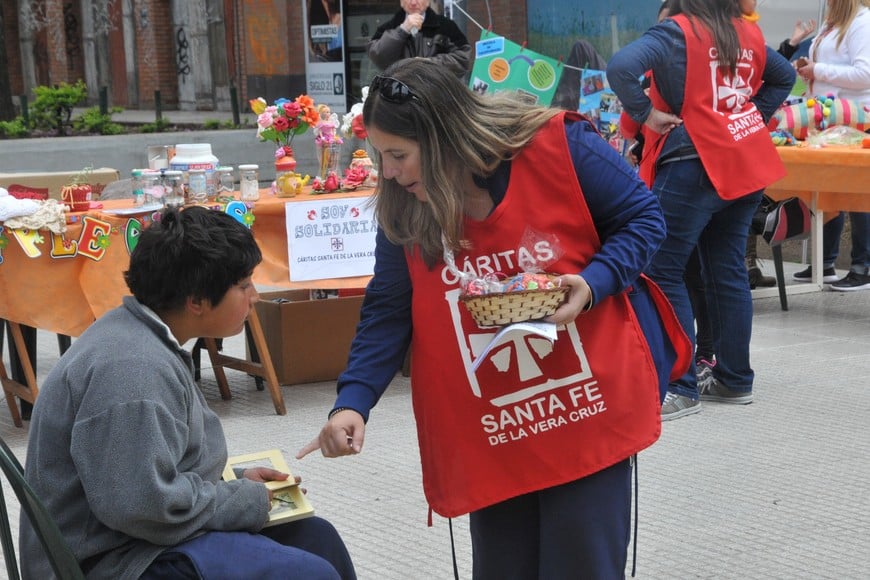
[767,146,870,211]
[0,189,374,337]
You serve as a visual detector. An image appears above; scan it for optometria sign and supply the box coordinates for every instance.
[285,197,377,281]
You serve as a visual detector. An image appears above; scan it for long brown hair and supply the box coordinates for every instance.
[669,0,743,74]
[363,58,561,266]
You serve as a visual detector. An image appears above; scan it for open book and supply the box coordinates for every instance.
[222,449,314,527]
[471,321,558,372]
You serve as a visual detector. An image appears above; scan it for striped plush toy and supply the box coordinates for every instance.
[770,96,869,140]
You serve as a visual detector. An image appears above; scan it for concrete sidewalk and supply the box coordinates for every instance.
[1,257,868,578]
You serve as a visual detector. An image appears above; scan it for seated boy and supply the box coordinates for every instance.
[20,206,356,579]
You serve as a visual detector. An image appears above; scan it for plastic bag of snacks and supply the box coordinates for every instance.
[805,125,869,148]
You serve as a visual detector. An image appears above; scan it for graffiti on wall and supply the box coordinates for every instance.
[175,27,191,82]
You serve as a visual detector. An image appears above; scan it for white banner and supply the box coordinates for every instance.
[285,196,377,282]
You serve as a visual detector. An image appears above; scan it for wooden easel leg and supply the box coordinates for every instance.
[198,310,286,416]
[203,338,233,400]
[245,311,286,416]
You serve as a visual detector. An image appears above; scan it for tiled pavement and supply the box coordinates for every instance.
[1,261,868,579]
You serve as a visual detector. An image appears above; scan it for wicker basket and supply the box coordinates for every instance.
[460,286,569,328]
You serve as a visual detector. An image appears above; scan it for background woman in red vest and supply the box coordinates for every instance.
[607,0,795,420]
[299,57,691,577]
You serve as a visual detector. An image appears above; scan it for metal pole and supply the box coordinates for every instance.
[230,86,240,126]
[154,90,163,123]
[99,86,108,115]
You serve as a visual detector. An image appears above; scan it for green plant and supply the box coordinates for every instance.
[0,117,30,138]
[139,118,171,133]
[67,164,94,187]
[72,106,124,135]
[31,80,88,136]
[203,119,222,130]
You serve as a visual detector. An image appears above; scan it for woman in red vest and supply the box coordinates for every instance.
[608,0,795,420]
[298,57,691,578]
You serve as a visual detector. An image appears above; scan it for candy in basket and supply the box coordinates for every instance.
[443,229,569,328]
[459,272,569,327]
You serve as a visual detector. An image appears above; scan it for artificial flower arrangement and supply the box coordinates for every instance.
[340,86,378,187]
[310,165,371,194]
[249,94,319,167]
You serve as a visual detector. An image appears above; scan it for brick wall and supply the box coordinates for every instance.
[2,0,23,96]
[465,0,526,44]
[135,1,178,108]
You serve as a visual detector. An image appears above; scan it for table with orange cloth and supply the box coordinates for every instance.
[766,145,870,289]
[0,188,375,423]
[0,188,374,336]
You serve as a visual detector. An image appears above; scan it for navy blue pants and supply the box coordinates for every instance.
[140,516,356,580]
[469,459,632,579]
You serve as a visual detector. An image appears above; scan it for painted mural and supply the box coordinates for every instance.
[526,0,662,63]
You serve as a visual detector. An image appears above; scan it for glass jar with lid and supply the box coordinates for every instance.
[131,169,146,207]
[238,164,260,201]
[188,168,208,204]
[216,166,235,199]
[162,170,185,207]
[141,170,162,205]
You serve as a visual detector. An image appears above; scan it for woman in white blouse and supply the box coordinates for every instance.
[795,0,870,291]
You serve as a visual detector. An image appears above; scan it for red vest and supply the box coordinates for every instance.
[405,113,678,517]
[642,15,785,199]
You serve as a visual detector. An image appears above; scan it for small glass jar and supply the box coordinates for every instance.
[188,168,208,204]
[131,169,145,207]
[316,142,341,179]
[216,166,235,198]
[162,170,185,207]
[142,171,162,205]
[238,164,260,201]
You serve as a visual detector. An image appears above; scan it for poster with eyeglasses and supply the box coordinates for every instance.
[469,30,562,107]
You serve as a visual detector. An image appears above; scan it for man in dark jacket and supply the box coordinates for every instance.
[367,0,471,79]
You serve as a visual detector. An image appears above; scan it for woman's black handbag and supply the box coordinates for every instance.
[751,195,812,246]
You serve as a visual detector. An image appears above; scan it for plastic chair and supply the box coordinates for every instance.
[0,436,85,580]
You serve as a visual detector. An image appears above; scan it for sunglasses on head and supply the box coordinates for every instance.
[371,75,418,103]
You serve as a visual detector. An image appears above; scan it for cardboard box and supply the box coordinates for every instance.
[0,167,120,200]
[254,290,364,385]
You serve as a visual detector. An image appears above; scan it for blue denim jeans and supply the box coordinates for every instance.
[647,159,760,399]
[822,212,870,274]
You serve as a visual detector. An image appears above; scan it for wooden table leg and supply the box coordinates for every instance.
[202,309,286,415]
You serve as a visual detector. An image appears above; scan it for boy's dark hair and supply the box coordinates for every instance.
[124,206,262,313]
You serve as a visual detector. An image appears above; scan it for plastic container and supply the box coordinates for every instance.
[170,143,219,197]
[239,164,260,201]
